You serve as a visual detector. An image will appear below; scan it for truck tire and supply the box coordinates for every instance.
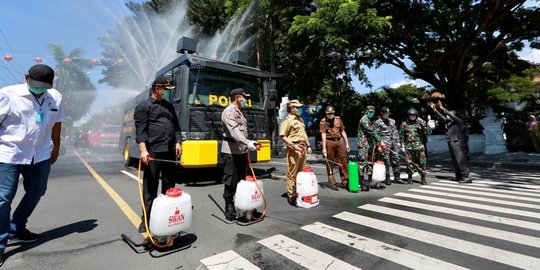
[123,138,136,167]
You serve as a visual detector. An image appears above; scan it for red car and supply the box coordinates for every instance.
[88,124,121,148]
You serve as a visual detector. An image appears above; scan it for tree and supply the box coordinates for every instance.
[47,44,97,126]
[291,0,540,111]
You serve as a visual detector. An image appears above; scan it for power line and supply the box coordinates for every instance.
[0,29,26,74]
[0,64,20,82]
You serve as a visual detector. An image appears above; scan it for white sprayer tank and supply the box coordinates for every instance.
[149,187,192,237]
[296,166,319,208]
[234,176,264,212]
[372,160,386,183]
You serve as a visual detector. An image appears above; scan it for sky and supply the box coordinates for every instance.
[0,0,539,120]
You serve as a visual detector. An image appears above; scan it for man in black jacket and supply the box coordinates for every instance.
[134,75,182,232]
[430,101,471,183]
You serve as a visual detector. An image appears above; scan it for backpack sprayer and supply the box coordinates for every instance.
[208,143,268,226]
[121,157,192,257]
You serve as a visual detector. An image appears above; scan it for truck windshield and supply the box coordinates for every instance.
[188,69,264,109]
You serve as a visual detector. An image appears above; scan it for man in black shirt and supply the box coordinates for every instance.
[134,75,182,233]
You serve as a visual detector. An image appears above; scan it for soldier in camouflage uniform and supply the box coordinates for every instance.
[357,105,384,191]
[374,107,405,185]
[400,108,431,185]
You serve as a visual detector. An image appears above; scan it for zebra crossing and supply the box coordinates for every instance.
[199,175,540,270]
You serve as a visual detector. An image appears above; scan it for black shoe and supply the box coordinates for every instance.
[421,176,427,185]
[458,178,472,184]
[138,221,147,233]
[287,196,297,207]
[394,174,405,184]
[10,229,40,243]
[0,248,4,267]
[328,184,339,191]
[225,200,237,220]
[385,177,392,186]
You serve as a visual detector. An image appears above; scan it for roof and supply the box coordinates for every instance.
[155,54,282,79]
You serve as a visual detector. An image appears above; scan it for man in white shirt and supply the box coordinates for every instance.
[0,64,65,266]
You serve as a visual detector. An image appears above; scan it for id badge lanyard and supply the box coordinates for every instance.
[34,95,45,123]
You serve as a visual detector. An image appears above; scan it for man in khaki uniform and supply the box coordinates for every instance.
[280,99,312,206]
[320,106,350,191]
[221,88,259,220]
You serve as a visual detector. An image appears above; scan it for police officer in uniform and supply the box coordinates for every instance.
[320,106,350,191]
[400,108,431,185]
[221,88,259,220]
[280,99,312,206]
[357,105,385,191]
[374,107,405,185]
[430,101,471,183]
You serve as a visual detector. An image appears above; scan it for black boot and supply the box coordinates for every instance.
[407,174,413,184]
[421,175,427,185]
[224,199,236,220]
[394,173,405,184]
[287,195,297,207]
[360,175,369,192]
[385,174,392,186]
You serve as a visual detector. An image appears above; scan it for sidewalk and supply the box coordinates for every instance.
[427,151,540,171]
[304,150,540,172]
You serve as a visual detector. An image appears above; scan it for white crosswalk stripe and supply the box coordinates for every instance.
[379,197,540,231]
[359,204,540,248]
[474,180,540,191]
[395,192,540,219]
[409,188,540,210]
[334,211,540,270]
[258,234,360,270]
[200,250,260,270]
[419,184,540,203]
[302,222,467,270]
[200,178,540,269]
[436,180,540,198]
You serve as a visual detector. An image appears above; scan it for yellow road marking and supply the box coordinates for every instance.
[74,150,146,236]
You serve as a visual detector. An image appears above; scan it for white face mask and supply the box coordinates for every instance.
[327,114,334,119]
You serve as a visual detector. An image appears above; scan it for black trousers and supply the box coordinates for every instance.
[142,151,177,219]
[222,153,248,200]
[448,141,469,179]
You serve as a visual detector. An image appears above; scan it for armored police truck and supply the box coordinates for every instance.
[120,37,280,168]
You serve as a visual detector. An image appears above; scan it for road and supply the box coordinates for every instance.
[2,146,540,269]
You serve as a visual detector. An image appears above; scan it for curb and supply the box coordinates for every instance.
[428,160,540,172]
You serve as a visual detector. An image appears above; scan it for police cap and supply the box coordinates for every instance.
[230,88,250,97]
[152,75,175,89]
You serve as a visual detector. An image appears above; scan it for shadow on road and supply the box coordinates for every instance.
[5,219,99,259]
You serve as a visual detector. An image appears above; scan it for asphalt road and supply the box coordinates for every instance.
[2,146,540,270]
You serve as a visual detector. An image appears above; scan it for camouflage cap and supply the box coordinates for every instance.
[367,105,375,112]
[288,99,303,107]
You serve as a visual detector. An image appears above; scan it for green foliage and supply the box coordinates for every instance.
[291,0,540,112]
[47,44,97,126]
[188,0,230,34]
